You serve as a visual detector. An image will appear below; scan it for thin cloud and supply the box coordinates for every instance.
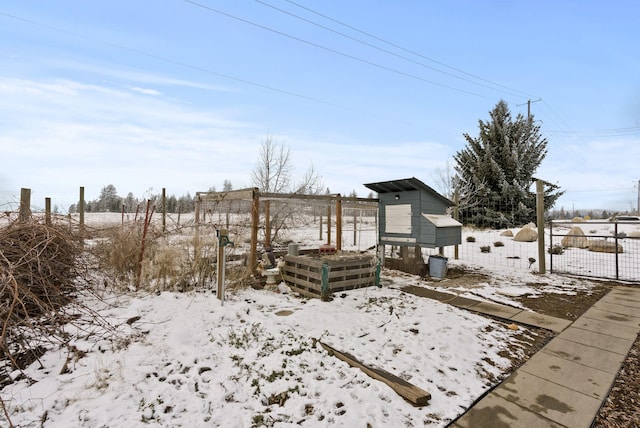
[1,75,258,201]
[129,86,162,96]
[45,58,233,92]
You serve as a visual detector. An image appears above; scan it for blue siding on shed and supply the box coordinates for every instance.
[367,178,461,248]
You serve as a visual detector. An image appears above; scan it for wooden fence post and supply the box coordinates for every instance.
[226,201,230,230]
[19,188,31,222]
[536,180,546,274]
[326,204,332,245]
[353,209,358,246]
[162,187,166,234]
[453,189,459,260]
[194,197,201,239]
[249,188,259,271]
[264,200,271,248]
[336,194,342,251]
[79,186,85,231]
[45,197,52,225]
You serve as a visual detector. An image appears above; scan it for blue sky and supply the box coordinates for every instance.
[1,1,639,213]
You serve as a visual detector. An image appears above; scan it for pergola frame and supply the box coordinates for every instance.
[195,188,378,272]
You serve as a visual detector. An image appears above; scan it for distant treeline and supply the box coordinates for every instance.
[68,184,197,214]
[547,208,635,220]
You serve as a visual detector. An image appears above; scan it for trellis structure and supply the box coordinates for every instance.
[194,188,378,273]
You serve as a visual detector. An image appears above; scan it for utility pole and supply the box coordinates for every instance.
[518,98,542,120]
[637,179,640,215]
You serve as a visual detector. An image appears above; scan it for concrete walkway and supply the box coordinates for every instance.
[445,286,640,428]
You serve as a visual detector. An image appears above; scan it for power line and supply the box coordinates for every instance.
[274,0,606,169]
[597,126,640,132]
[545,128,640,138]
[281,0,536,99]
[184,0,495,99]
[0,10,430,131]
[256,0,530,100]
[564,187,635,193]
[535,100,588,163]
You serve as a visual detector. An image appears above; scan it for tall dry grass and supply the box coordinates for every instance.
[91,224,247,292]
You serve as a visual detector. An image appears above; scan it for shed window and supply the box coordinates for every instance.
[385,204,412,234]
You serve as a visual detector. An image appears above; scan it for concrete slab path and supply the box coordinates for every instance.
[449,286,640,427]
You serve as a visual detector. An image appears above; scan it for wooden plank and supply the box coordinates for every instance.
[282,265,322,281]
[281,274,321,291]
[327,277,375,290]
[318,257,376,269]
[285,254,375,269]
[196,188,256,201]
[288,285,319,299]
[328,266,376,278]
[284,255,323,269]
[318,342,431,406]
[282,255,378,299]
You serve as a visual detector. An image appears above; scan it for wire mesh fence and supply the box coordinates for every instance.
[7,186,638,283]
[197,192,378,256]
[423,227,543,273]
[548,220,640,281]
[434,198,544,272]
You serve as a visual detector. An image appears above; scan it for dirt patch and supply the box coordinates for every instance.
[514,283,611,320]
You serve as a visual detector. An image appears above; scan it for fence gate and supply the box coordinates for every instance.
[549,220,640,282]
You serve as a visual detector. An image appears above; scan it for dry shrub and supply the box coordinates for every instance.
[92,224,158,285]
[0,221,78,316]
[0,219,108,388]
[92,225,226,291]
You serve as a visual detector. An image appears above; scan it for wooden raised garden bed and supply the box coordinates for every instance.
[282,254,380,300]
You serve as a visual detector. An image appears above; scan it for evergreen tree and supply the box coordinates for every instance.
[166,194,178,212]
[98,184,122,212]
[454,100,563,228]
[124,192,138,213]
[178,192,194,212]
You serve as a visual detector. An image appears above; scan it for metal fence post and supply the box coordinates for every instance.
[614,222,619,280]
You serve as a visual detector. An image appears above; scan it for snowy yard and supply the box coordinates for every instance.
[3,275,541,427]
[2,215,638,427]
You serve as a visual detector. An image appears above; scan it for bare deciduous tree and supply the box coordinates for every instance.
[294,164,324,195]
[431,160,456,201]
[431,159,487,215]
[251,133,324,243]
[251,133,292,194]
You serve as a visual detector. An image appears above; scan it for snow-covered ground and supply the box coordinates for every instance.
[3,283,532,427]
[2,215,638,427]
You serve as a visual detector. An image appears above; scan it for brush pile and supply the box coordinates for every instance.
[0,219,86,383]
